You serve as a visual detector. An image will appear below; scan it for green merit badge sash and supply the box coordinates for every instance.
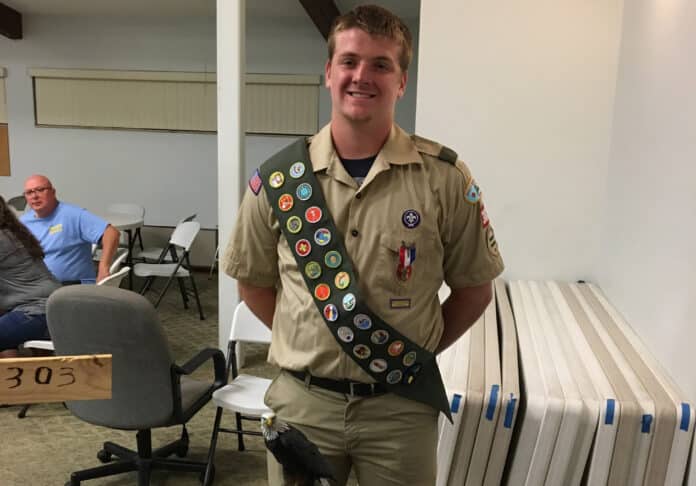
[259,138,452,421]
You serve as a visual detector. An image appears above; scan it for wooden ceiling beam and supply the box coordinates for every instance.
[0,2,22,39]
[298,0,339,41]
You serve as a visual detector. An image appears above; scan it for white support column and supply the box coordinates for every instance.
[216,0,245,350]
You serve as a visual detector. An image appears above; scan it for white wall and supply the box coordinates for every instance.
[597,2,696,482]
[0,15,218,227]
[416,0,623,281]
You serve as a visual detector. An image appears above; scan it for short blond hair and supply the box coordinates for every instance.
[327,4,413,72]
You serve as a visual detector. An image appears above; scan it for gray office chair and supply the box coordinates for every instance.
[47,285,226,486]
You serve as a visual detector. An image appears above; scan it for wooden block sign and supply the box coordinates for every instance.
[0,355,112,405]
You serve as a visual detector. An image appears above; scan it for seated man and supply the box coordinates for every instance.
[20,174,120,284]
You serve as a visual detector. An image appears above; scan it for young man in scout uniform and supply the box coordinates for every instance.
[224,5,504,485]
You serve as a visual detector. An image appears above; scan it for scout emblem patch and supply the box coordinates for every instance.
[465,179,481,204]
[397,242,416,282]
[249,169,263,195]
[402,209,420,229]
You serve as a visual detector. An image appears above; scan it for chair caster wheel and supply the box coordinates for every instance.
[201,464,215,485]
[97,449,112,463]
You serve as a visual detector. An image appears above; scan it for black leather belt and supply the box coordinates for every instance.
[286,369,387,397]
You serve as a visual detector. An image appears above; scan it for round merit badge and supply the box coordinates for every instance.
[314,228,331,246]
[295,239,311,257]
[305,206,322,224]
[305,261,322,279]
[278,194,294,212]
[353,344,371,360]
[334,271,350,290]
[314,283,331,301]
[324,250,342,268]
[289,161,306,179]
[369,359,387,373]
[370,329,389,345]
[388,340,404,356]
[323,304,339,322]
[402,351,417,367]
[386,369,403,385]
[337,326,354,343]
[342,293,356,311]
[402,209,421,229]
[353,314,372,330]
[286,216,302,234]
[296,182,312,201]
[269,171,285,189]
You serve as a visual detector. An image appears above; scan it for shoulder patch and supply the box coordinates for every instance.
[411,134,458,164]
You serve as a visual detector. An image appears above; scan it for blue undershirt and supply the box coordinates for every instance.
[340,155,377,186]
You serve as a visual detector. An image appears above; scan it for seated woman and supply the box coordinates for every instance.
[0,195,61,358]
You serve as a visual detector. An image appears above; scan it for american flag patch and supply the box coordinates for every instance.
[248,169,263,195]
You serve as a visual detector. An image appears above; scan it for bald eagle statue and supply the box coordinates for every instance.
[261,412,335,486]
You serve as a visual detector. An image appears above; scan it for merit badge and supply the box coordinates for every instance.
[337,326,354,343]
[403,363,423,385]
[480,201,490,228]
[295,239,311,257]
[314,283,331,301]
[269,171,285,189]
[342,293,356,311]
[305,206,322,224]
[278,194,294,212]
[334,271,350,290]
[386,369,403,385]
[402,351,417,367]
[486,226,499,256]
[369,359,388,374]
[286,216,302,234]
[353,314,372,330]
[388,340,404,356]
[296,182,312,201]
[397,242,416,282]
[370,329,389,345]
[305,261,322,279]
[323,304,339,322]
[248,169,262,195]
[402,209,421,229]
[314,228,331,246]
[353,344,371,360]
[289,161,306,179]
[465,179,481,204]
[324,251,342,268]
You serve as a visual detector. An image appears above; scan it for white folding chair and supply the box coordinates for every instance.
[108,248,128,274]
[133,214,197,263]
[204,302,272,482]
[99,266,130,288]
[134,221,204,320]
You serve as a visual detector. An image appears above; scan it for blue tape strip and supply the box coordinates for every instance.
[681,403,691,431]
[451,393,462,414]
[486,385,500,420]
[503,395,516,428]
[641,414,653,433]
[605,399,615,425]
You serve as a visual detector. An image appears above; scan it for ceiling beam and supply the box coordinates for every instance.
[298,0,339,41]
[0,2,22,39]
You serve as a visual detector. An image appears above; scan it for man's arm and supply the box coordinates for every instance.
[436,282,493,354]
[96,225,120,283]
[238,281,277,329]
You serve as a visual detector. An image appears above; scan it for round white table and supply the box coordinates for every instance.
[97,212,145,289]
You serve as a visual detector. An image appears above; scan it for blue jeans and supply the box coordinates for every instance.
[0,311,50,351]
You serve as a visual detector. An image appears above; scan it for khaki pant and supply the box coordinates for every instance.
[265,370,439,486]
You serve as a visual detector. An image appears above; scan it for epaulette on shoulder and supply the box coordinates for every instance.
[411,134,458,164]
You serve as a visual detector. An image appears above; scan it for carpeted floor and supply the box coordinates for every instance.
[0,272,274,486]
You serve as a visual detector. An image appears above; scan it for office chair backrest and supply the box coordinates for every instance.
[230,302,272,344]
[7,194,27,211]
[47,286,176,429]
[170,221,200,251]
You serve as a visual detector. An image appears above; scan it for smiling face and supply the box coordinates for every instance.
[325,28,407,132]
[24,175,58,218]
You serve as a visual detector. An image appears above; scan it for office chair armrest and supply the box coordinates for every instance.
[173,347,226,387]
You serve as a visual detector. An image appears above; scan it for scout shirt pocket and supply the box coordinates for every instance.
[376,231,442,296]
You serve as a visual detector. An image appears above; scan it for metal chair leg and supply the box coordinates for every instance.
[189,273,205,320]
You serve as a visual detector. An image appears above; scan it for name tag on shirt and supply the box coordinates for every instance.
[49,224,63,235]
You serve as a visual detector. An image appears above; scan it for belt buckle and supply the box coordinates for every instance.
[348,382,374,396]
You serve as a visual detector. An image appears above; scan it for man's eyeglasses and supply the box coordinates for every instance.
[24,186,52,197]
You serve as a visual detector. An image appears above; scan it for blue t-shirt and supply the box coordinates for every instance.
[20,202,108,283]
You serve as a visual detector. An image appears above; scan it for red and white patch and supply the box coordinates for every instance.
[480,201,490,228]
[305,206,323,224]
[248,169,262,195]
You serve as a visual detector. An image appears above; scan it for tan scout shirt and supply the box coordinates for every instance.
[224,123,504,382]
